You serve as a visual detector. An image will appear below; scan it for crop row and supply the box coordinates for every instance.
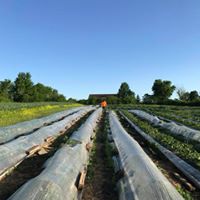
[0,106,95,178]
[121,110,200,170]
[109,111,184,200]
[9,108,102,200]
[139,105,200,130]
[130,109,200,145]
[111,104,200,130]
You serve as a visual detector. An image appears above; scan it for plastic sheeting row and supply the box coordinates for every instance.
[109,111,184,200]
[0,106,95,176]
[0,106,90,144]
[8,108,102,200]
[120,111,200,189]
[130,109,200,143]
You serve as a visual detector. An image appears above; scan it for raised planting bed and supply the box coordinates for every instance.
[0,107,95,179]
[109,111,184,200]
[8,108,102,200]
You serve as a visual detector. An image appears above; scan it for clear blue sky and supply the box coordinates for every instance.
[0,0,200,99]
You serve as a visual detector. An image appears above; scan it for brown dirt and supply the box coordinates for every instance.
[0,154,51,200]
[82,111,118,200]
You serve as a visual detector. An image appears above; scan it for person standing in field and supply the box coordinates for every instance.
[101,100,107,109]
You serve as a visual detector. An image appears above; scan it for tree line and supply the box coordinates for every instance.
[143,79,200,105]
[0,72,66,102]
[87,80,200,105]
[1,73,199,105]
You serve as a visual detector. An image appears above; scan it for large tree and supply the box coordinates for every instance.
[31,83,47,102]
[88,96,98,105]
[136,95,141,103]
[177,87,189,101]
[118,82,136,103]
[118,82,134,98]
[142,93,155,104]
[152,79,175,102]
[13,72,34,102]
[189,90,199,102]
[31,83,66,102]
[177,88,199,102]
[106,96,119,104]
[0,72,66,102]
[0,79,13,101]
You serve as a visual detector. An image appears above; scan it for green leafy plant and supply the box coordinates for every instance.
[122,110,200,170]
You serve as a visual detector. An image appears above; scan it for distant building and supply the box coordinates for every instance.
[88,94,118,104]
[88,94,117,100]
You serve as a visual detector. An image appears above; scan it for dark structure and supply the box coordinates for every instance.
[88,94,117,100]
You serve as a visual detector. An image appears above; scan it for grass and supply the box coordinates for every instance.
[0,102,82,127]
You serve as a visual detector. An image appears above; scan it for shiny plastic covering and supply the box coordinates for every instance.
[9,108,102,200]
[0,107,95,176]
[130,110,200,143]
[70,107,102,144]
[0,107,88,144]
[120,111,200,189]
[109,111,184,200]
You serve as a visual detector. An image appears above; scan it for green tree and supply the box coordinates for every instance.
[67,98,77,103]
[142,93,155,104]
[31,83,66,102]
[118,82,136,104]
[13,72,33,102]
[189,90,199,102]
[136,95,141,103]
[31,83,47,102]
[152,79,175,102]
[118,82,134,98]
[0,72,66,102]
[0,79,13,101]
[123,95,136,104]
[177,87,190,102]
[56,94,66,102]
[106,96,119,104]
[78,99,88,105]
[88,96,98,105]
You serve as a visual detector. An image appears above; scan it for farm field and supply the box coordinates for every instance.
[116,105,200,199]
[1,0,199,199]
[0,105,200,200]
[0,102,82,127]
[113,104,200,130]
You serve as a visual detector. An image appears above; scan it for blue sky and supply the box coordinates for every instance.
[0,0,200,99]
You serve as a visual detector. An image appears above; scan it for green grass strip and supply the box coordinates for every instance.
[0,103,82,127]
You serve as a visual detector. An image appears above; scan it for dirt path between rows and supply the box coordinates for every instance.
[82,111,118,200]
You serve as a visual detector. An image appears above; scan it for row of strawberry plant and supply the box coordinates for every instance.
[141,107,200,131]
[121,110,200,170]
[111,104,200,131]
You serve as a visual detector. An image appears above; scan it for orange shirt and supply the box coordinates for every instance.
[101,101,107,108]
